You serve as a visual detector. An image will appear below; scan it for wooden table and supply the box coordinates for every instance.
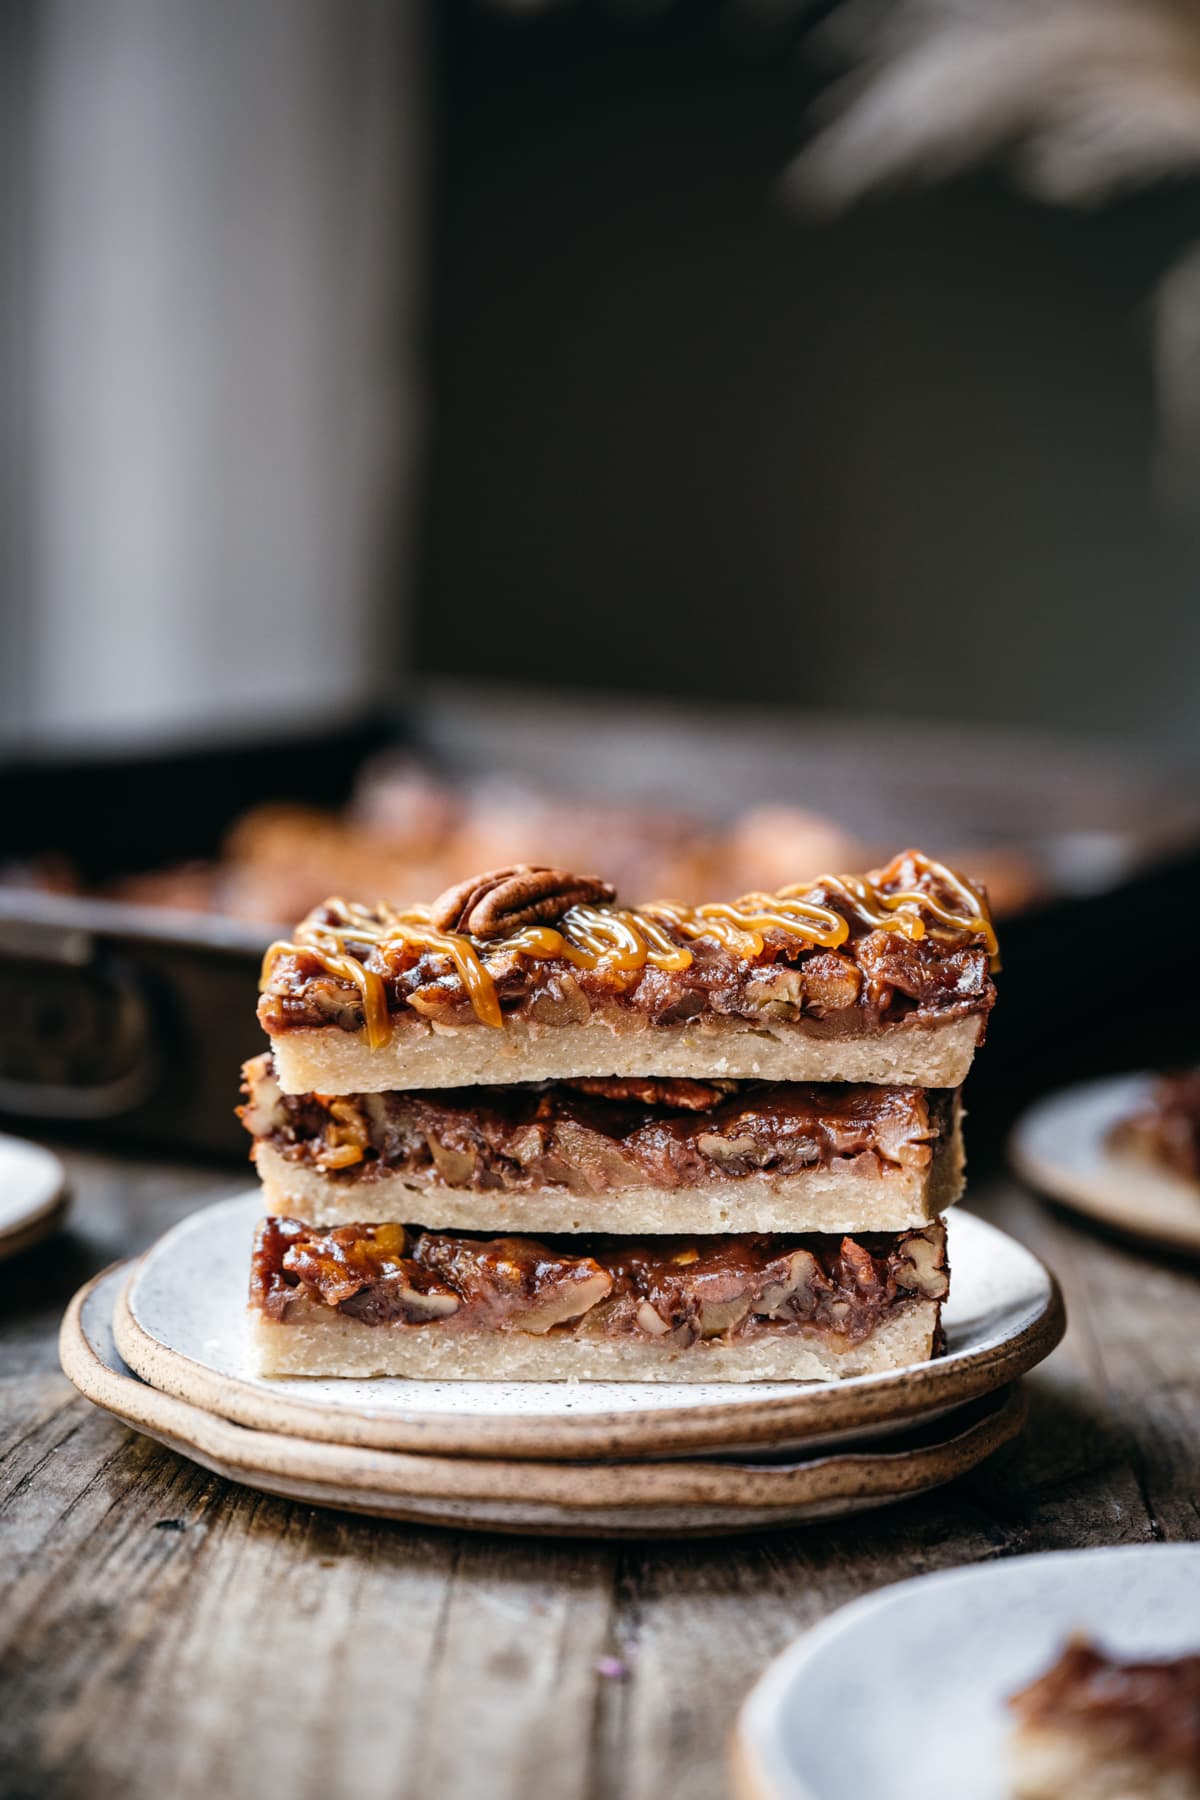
[2,1140,1198,1800]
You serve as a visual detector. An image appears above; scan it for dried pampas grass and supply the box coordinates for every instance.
[790,0,1200,512]
[790,0,1200,207]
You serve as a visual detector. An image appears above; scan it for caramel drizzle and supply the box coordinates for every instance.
[260,853,997,1042]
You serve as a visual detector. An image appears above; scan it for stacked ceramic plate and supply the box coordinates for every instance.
[64,853,1065,1533]
[61,1194,1062,1536]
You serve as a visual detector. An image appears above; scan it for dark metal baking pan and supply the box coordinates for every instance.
[1,693,1197,1158]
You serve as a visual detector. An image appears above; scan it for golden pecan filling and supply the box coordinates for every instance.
[251,1217,948,1346]
[240,1055,950,1194]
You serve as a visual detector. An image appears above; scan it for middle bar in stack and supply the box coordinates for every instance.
[244,851,997,1382]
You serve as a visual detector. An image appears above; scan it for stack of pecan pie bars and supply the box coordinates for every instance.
[241,852,997,1381]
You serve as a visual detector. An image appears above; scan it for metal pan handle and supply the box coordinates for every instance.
[0,921,162,1119]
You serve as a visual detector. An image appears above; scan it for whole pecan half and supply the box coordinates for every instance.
[429,866,616,938]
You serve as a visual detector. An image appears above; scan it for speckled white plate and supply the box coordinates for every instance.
[1011,1073,1200,1254]
[0,1133,68,1261]
[62,1263,1027,1537]
[111,1192,1063,1461]
[733,1543,1200,1800]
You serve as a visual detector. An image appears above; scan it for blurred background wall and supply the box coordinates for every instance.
[2,0,422,755]
[417,2,1200,757]
[3,0,1199,762]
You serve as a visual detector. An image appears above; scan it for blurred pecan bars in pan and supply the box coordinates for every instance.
[247,1217,948,1381]
[257,851,998,1094]
[1009,1638,1200,1800]
[240,1057,964,1235]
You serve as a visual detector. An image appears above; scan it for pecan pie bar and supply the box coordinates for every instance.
[240,1055,964,1234]
[258,852,998,1093]
[1108,1072,1200,1193]
[1009,1638,1200,1800]
[248,1217,949,1380]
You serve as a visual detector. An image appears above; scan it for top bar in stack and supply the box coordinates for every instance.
[258,850,998,1096]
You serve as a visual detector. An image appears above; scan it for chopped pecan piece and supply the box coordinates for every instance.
[564,1075,736,1111]
[856,929,990,1012]
[801,952,861,1013]
[414,1232,614,1333]
[281,1219,412,1305]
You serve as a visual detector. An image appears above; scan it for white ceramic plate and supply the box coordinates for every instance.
[734,1543,1200,1800]
[112,1192,1063,1461]
[0,1133,67,1260]
[61,1263,1027,1537]
[1011,1072,1200,1253]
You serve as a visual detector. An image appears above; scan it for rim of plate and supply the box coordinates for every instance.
[112,1192,1064,1461]
[60,1261,1027,1536]
[1010,1071,1200,1255]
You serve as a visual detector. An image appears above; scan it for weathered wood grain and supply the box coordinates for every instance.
[1,1143,1198,1800]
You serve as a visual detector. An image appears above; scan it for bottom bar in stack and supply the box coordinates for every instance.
[248,1216,948,1381]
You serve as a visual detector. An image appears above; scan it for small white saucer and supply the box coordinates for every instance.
[734,1543,1200,1800]
[1011,1072,1200,1254]
[0,1133,68,1261]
